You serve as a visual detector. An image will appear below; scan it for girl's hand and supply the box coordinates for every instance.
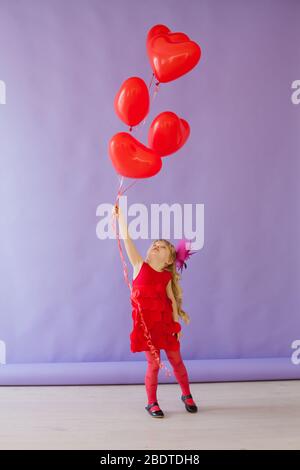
[174,331,183,341]
[112,203,119,218]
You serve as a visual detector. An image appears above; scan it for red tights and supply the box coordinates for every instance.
[145,348,194,406]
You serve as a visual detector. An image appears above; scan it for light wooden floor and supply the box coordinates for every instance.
[0,380,299,450]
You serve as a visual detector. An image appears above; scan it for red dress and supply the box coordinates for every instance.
[129,261,182,352]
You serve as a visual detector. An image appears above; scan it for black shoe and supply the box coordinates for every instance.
[145,402,164,418]
[181,394,198,413]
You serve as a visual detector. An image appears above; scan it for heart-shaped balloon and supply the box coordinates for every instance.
[109,132,162,179]
[146,24,201,83]
[114,77,150,127]
[148,111,190,157]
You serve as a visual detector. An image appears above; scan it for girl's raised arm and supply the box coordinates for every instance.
[112,203,143,268]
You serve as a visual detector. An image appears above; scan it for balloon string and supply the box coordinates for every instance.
[152,80,160,103]
[111,176,132,291]
[148,72,155,89]
[111,179,172,378]
[128,73,161,138]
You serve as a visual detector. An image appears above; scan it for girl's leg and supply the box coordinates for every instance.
[165,348,196,406]
[144,349,161,407]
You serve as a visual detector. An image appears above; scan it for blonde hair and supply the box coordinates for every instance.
[147,239,190,325]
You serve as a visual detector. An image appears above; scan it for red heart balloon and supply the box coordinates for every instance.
[146,24,201,83]
[148,112,190,157]
[109,132,162,179]
[114,77,150,127]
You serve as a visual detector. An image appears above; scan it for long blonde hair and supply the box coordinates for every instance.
[147,239,190,325]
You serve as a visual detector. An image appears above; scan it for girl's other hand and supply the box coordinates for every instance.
[174,331,183,341]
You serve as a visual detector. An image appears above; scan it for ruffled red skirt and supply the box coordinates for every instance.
[129,284,182,352]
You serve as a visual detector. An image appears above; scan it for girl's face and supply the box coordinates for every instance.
[146,240,172,267]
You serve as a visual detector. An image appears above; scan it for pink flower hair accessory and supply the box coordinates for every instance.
[175,238,197,272]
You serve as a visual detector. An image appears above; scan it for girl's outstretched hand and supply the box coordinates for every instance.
[112,203,119,218]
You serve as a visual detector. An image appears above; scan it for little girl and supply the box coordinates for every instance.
[113,203,198,418]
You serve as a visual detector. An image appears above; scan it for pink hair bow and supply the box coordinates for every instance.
[175,238,197,272]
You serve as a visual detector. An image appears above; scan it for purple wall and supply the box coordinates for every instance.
[0,0,299,384]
